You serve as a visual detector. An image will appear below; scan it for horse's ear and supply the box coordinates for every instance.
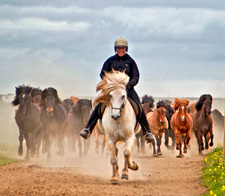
[174,98,179,111]
[186,100,189,106]
[42,89,47,100]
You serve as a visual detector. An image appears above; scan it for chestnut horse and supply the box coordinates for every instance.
[147,101,168,156]
[135,95,154,153]
[189,94,213,155]
[12,85,42,160]
[170,98,193,158]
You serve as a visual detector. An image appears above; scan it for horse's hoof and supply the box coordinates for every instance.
[209,142,213,147]
[111,177,119,184]
[176,145,180,150]
[128,161,138,171]
[183,149,187,153]
[121,173,129,180]
[199,151,203,155]
[153,153,159,157]
[157,152,162,156]
[176,154,184,158]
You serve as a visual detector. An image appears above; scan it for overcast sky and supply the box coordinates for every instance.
[1,0,225,99]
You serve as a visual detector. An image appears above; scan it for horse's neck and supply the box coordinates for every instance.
[198,107,207,120]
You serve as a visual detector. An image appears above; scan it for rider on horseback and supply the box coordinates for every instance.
[79,37,155,143]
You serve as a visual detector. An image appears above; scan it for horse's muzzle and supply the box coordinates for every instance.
[160,121,165,125]
[111,114,120,120]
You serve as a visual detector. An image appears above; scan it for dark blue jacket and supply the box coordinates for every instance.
[100,53,140,103]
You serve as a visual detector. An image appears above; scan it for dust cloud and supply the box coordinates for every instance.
[0,98,224,181]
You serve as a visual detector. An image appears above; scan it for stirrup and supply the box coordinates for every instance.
[145,133,155,143]
[79,128,91,140]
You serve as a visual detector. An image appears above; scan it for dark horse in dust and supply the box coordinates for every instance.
[66,99,92,156]
[189,94,214,155]
[40,87,68,161]
[164,103,175,150]
[12,85,41,160]
[135,95,154,153]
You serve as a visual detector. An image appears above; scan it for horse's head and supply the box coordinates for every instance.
[77,99,92,125]
[174,98,189,122]
[142,102,153,114]
[196,94,213,115]
[166,104,174,121]
[12,85,32,114]
[42,87,61,117]
[31,88,42,107]
[156,101,167,125]
[94,69,129,121]
[109,88,127,120]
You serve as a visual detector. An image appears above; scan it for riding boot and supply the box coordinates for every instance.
[139,109,155,143]
[79,103,102,140]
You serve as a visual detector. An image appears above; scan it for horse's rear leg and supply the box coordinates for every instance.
[152,139,157,157]
[157,135,162,156]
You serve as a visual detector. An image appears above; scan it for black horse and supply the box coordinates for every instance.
[40,87,68,161]
[12,85,41,160]
[164,103,175,150]
[66,99,92,156]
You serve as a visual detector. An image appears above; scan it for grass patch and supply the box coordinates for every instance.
[0,143,20,166]
[202,147,225,196]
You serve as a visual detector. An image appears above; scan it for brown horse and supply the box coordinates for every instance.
[70,96,79,105]
[135,95,154,153]
[170,98,193,158]
[40,87,68,161]
[147,100,168,156]
[12,85,42,160]
[66,99,92,156]
[189,94,213,155]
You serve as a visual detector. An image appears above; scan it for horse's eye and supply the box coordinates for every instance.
[109,94,112,99]
[122,95,125,99]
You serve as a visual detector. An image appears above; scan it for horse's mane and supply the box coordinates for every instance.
[195,94,212,111]
[11,84,32,106]
[142,95,154,108]
[156,100,166,109]
[30,88,42,98]
[93,70,129,107]
[173,98,189,111]
[42,87,61,104]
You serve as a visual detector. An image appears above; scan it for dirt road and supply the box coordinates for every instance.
[0,138,209,196]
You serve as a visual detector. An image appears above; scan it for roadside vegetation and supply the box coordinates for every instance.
[202,146,225,196]
[0,143,20,165]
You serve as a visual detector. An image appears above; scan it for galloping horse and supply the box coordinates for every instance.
[170,98,193,158]
[12,85,41,160]
[147,101,168,156]
[164,103,175,150]
[135,95,154,153]
[66,99,92,156]
[95,70,141,184]
[40,87,68,161]
[189,94,213,155]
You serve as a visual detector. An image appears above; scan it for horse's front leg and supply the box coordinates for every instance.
[18,128,24,156]
[174,128,181,150]
[204,132,209,150]
[164,129,170,149]
[57,128,65,156]
[183,129,191,153]
[24,132,31,160]
[108,140,119,184]
[209,128,214,147]
[122,137,138,181]
[157,132,163,155]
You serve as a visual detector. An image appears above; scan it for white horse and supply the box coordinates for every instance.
[94,70,141,184]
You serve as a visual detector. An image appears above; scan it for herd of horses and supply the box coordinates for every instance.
[11,71,223,184]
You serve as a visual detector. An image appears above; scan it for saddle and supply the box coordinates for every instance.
[98,98,142,120]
